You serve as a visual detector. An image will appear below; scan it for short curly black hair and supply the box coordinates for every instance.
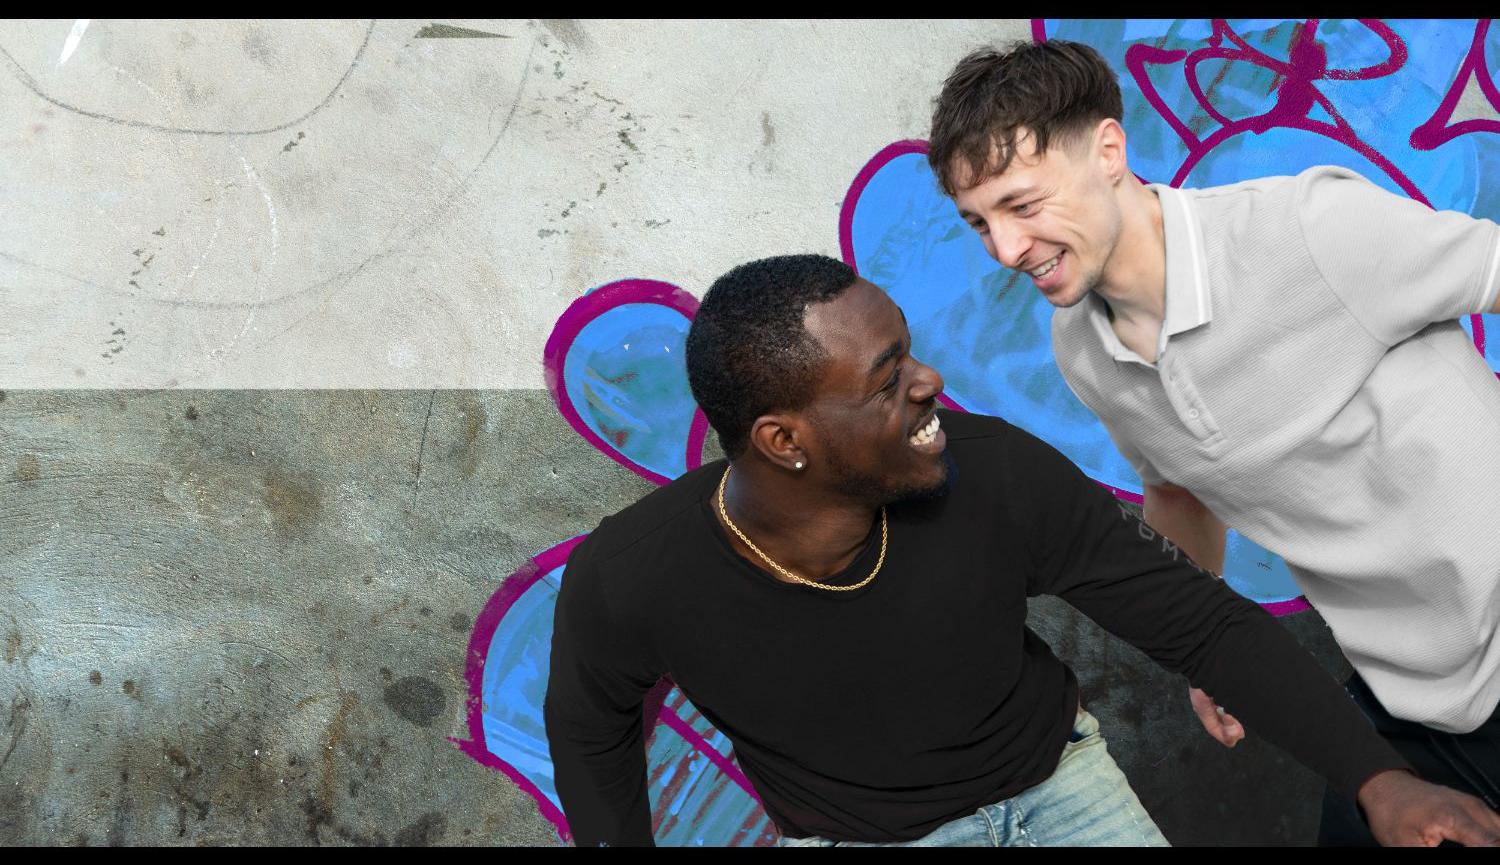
[686,254,858,459]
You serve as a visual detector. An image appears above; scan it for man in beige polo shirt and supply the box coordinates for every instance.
[928,40,1500,845]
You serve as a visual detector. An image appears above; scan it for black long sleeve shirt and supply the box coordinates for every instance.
[543,411,1408,845]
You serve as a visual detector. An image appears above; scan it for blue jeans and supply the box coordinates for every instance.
[776,709,1169,847]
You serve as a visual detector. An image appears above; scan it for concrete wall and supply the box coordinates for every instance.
[0,19,1029,388]
[4,18,1499,845]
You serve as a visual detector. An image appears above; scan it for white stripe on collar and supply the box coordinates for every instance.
[1154,184,1214,339]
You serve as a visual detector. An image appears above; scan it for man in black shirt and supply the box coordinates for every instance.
[543,254,1500,846]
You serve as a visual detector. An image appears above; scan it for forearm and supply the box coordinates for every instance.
[1059,490,1408,795]
[544,702,656,847]
[544,551,660,847]
[1143,483,1227,574]
[1180,599,1411,798]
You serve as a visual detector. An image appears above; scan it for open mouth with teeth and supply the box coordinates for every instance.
[1031,254,1060,278]
[908,412,941,448]
[1028,251,1065,290]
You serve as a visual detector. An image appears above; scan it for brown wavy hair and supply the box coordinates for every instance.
[928,40,1123,195]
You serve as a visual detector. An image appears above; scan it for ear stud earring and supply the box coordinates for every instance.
[794,461,804,470]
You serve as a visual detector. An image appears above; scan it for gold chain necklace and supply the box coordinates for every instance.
[716,466,887,592]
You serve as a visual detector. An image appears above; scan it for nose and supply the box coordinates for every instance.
[989,222,1030,270]
[909,356,945,404]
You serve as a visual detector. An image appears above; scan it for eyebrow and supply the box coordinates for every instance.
[957,185,1039,219]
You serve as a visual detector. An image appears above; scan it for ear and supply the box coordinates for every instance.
[1093,118,1128,184]
[747,413,807,472]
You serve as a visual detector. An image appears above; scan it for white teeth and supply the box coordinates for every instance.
[908,415,941,447]
[1030,254,1060,278]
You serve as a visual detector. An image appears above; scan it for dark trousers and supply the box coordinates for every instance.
[1318,672,1500,846]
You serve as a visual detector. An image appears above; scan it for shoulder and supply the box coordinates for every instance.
[574,462,722,573]
[936,410,1014,481]
[1290,165,1418,230]
[1291,164,1380,200]
[1184,171,1301,203]
[940,411,1074,477]
[936,407,1011,444]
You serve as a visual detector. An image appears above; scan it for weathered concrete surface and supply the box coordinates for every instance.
[1,390,1353,845]
[0,389,656,845]
[0,18,1032,389]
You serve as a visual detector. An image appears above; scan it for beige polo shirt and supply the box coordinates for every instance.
[1052,166,1500,733]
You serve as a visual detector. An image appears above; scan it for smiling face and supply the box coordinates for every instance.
[795,278,949,505]
[949,125,1125,309]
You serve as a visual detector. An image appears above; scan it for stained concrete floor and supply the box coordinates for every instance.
[1,390,1349,845]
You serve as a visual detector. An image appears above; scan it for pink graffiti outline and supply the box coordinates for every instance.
[461,280,767,843]
[1107,19,1431,205]
[450,535,585,839]
[541,278,711,486]
[1408,18,1499,370]
[449,535,764,844]
[1410,19,1500,151]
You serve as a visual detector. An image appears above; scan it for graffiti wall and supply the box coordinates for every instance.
[456,18,1500,846]
[3,18,1496,846]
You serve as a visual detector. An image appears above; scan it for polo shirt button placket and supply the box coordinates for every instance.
[1160,359,1218,442]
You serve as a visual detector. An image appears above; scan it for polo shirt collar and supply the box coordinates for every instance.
[1082,184,1214,364]
[1153,182,1214,339]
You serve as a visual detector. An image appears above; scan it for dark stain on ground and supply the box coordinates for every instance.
[262,472,322,540]
[3,697,30,779]
[761,111,776,147]
[184,405,198,420]
[448,612,470,633]
[454,397,487,478]
[320,691,359,810]
[88,670,102,685]
[122,680,142,700]
[394,812,447,846]
[418,606,432,617]
[618,129,639,152]
[166,745,190,768]
[0,790,27,840]
[382,676,445,728]
[14,454,41,484]
[378,667,392,682]
[3,631,19,664]
[0,390,6,402]
[300,796,388,846]
[282,130,305,153]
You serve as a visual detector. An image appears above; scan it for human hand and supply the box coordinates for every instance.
[1189,686,1245,747]
[1358,769,1500,847]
